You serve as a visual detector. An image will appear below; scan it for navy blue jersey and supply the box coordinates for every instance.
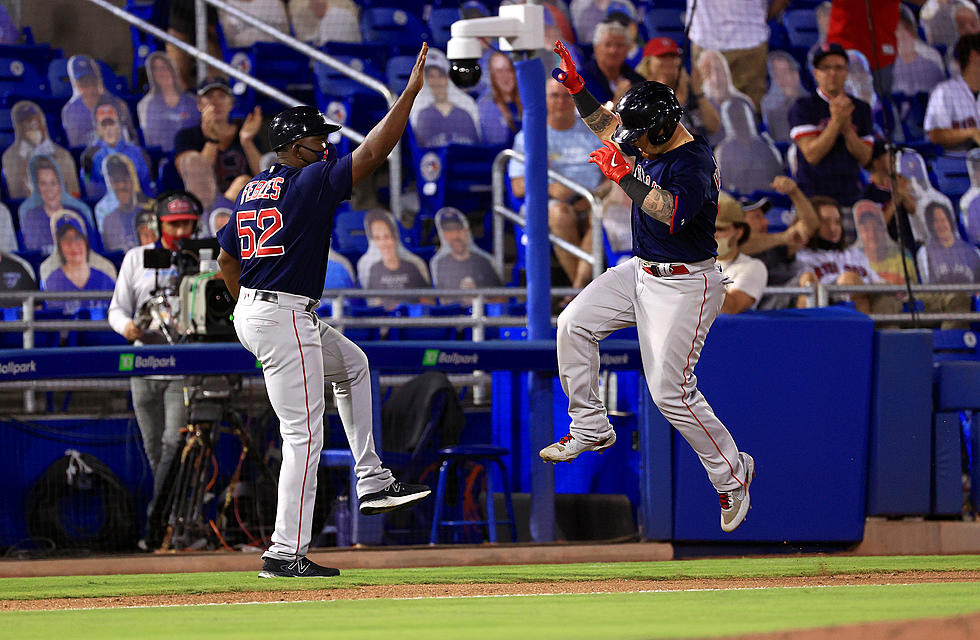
[217,154,352,300]
[620,135,720,263]
[788,90,873,206]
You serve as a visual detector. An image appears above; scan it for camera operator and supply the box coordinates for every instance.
[108,190,202,525]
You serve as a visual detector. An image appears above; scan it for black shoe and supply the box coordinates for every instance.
[358,481,431,515]
[258,556,340,578]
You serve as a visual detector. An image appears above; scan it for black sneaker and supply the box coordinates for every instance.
[358,481,431,515]
[258,556,340,578]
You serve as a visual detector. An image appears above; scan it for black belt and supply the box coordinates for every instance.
[254,290,318,313]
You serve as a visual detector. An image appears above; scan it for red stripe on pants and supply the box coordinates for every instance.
[291,310,314,556]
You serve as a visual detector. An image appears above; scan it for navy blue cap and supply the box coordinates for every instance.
[811,42,848,69]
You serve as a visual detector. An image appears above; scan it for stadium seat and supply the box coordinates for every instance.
[387,303,462,341]
[331,209,370,264]
[360,7,431,54]
[385,55,418,93]
[47,57,71,98]
[245,42,316,112]
[313,55,387,133]
[642,8,686,43]
[782,9,819,59]
[0,57,48,99]
[428,7,459,49]
[931,155,971,203]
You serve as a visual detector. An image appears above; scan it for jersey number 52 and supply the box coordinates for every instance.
[237,207,285,259]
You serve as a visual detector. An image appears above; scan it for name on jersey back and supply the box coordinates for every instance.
[240,176,284,204]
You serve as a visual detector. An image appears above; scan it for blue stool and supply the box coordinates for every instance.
[429,445,517,544]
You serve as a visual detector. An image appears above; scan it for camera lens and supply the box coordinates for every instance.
[449,59,482,89]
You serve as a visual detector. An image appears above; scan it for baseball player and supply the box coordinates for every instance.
[217,44,432,578]
[540,42,755,532]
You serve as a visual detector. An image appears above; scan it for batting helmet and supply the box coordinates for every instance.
[268,106,342,151]
[611,81,684,146]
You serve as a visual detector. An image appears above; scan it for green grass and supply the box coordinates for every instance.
[2,583,980,639]
[1,554,978,600]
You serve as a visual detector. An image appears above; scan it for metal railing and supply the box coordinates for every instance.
[84,0,405,220]
[3,282,979,346]
[492,149,605,281]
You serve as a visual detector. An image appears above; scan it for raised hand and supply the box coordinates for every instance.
[406,42,429,96]
[239,106,263,143]
[552,40,584,94]
[589,141,632,183]
[769,175,799,195]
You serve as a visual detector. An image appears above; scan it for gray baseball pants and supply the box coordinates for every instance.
[556,257,747,492]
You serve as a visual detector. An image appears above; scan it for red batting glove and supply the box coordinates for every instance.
[589,141,632,184]
[552,40,585,94]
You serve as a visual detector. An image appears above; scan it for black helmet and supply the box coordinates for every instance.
[611,81,684,146]
[268,106,342,151]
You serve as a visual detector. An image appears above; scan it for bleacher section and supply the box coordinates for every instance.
[0,0,978,337]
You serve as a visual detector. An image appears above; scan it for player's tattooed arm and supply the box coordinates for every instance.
[582,106,619,141]
[619,174,674,226]
[638,186,675,225]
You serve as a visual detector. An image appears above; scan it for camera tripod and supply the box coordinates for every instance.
[147,375,278,552]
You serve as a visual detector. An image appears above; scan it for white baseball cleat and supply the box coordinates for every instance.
[539,431,617,463]
[720,452,755,532]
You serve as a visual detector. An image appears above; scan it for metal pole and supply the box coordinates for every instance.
[195,0,207,82]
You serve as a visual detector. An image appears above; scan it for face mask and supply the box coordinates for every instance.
[715,234,733,256]
[298,141,332,165]
[26,130,43,145]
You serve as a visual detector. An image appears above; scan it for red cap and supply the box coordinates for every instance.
[159,196,200,222]
[95,104,118,123]
[643,37,680,58]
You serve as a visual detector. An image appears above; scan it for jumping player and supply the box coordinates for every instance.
[217,44,432,578]
[540,41,755,533]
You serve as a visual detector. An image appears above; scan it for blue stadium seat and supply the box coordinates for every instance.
[642,8,686,43]
[246,42,316,112]
[47,57,71,98]
[385,55,417,93]
[0,57,48,98]
[331,209,369,264]
[782,9,819,57]
[342,304,386,341]
[313,55,387,133]
[125,0,161,90]
[360,7,431,54]
[428,7,459,49]
[931,155,971,203]
[387,303,461,341]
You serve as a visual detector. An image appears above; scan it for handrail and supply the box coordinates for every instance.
[199,0,403,221]
[492,148,604,281]
[83,1,406,220]
[84,0,305,115]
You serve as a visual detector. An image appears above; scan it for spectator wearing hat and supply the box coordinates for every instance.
[715,193,768,313]
[853,199,917,286]
[580,20,645,105]
[739,176,821,310]
[19,155,96,255]
[109,191,202,529]
[429,207,503,298]
[81,99,153,200]
[61,54,138,148]
[134,210,158,246]
[40,211,117,316]
[636,37,720,138]
[174,77,263,199]
[98,154,155,253]
[924,33,980,153]
[410,53,481,148]
[3,100,80,199]
[788,42,874,206]
[137,52,200,153]
[686,0,789,111]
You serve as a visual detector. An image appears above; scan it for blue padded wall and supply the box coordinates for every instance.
[867,330,932,516]
[670,308,875,542]
[933,412,964,515]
